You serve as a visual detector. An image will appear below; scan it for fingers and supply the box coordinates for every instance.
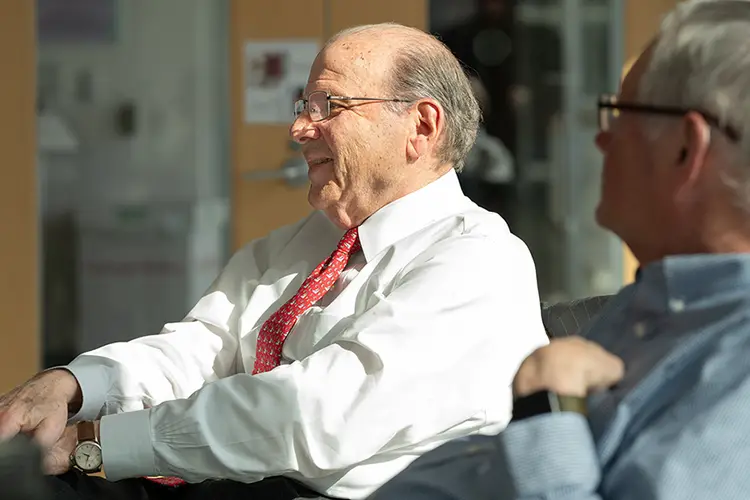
[42,444,72,476]
[518,337,626,397]
[33,416,67,450]
[590,351,625,390]
[41,445,67,476]
[0,412,21,442]
[41,426,76,476]
[585,341,625,389]
[0,386,69,447]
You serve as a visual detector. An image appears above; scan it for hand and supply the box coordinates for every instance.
[0,369,82,449]
[513,337,625,398]
[41,425,77,476]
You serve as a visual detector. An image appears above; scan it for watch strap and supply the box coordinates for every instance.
[512,390,587,422]
[76,421,97,443]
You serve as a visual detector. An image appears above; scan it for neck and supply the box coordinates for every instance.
[703,230,750,256]
[328,166,451,229]
[633,227,750,268]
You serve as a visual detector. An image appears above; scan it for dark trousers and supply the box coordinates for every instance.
[44,470,330,500]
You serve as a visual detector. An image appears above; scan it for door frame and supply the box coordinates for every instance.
[0,0,39,392]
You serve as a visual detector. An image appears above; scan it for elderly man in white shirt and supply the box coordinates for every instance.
[0,23,547,500]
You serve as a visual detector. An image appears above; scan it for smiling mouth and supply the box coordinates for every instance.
[308,158,333,167]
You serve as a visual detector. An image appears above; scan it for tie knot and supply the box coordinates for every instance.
[338,227,361,255]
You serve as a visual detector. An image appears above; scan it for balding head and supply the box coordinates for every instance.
[325,23,481,171]
[290,23,480,229]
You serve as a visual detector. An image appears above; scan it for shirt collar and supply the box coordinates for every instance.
[357,169,468,262]
[637,253,750,313]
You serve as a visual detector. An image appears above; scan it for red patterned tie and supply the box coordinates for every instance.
[253,227,361,374]
[145,228,360,487]
[146,476,186,487]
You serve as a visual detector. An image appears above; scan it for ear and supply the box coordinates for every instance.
[675,111,711,197]
[406,99,443,163]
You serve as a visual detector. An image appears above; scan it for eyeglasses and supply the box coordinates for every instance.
[294,90,414,122]
[598,93,740,142]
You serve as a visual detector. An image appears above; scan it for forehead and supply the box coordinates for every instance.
[305,35,393,96]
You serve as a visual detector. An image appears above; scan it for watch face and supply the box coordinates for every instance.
[74,441,102,471]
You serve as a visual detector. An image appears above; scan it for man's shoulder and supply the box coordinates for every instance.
[411,204,527,263]
[442,198,512,239]
[235,210,337,251]
[228,211,339,269]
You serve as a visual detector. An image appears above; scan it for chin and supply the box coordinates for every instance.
[307,185,325,210]
[307,183,338,211]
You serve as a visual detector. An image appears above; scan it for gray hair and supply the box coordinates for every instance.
[326,23,481,171]
[638,0,750,210]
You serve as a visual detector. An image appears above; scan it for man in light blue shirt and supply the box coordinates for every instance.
[371,1,750,498]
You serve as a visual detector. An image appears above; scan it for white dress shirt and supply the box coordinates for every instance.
[66,169,548,499]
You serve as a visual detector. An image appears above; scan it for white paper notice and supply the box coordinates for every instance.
[243,40,320,124]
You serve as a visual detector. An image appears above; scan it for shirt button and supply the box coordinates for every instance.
[634,322,646,338]
[669,298,685,312]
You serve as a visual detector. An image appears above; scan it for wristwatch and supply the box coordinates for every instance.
[69,421,102,473]
[511,390,587,422]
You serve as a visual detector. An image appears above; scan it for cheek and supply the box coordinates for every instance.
[601,155,624,197]
[322,120,362,164]
[601,155,640,216]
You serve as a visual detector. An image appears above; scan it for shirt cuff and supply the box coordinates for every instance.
[57,360,110,421]
[494,413,600,498]
[100,409,157,481]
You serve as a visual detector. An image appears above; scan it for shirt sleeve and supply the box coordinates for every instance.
[65,219,305,421]
[98,232,549,484]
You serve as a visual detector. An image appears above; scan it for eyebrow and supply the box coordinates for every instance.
[304,86,347,97]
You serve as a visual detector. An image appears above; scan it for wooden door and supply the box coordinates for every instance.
[0,0,39,391]
[229,0,427,250]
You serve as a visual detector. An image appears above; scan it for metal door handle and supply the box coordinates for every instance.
[242,157,308,188]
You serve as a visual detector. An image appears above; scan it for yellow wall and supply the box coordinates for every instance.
[0,0,39,392]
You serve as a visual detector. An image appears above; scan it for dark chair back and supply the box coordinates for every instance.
[541,295,612,339]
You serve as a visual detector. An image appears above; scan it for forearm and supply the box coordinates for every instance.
[96,336,512,483]
[66,319,238,421]
[64,232,285,421]
[98,367,322,482]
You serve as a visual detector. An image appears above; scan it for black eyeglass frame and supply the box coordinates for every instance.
[294,90,414,121]
[597,93,739,142]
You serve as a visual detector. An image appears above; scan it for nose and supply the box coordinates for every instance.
[595,130,612,153]
[290,114,320,144]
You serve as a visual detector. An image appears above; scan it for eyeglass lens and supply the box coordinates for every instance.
[294,91,329,121]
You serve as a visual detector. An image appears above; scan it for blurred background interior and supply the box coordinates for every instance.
[0,0,677,390]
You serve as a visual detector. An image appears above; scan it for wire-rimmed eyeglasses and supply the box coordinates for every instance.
[294,90,414,122]
[598,93,740,142]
